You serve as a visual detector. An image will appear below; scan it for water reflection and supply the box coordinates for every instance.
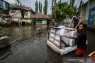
[0,47,12,60]
[47,46,63,63]
[0,26,48,63]
[0,26,95,63]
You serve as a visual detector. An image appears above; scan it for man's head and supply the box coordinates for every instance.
[78,23,87,31]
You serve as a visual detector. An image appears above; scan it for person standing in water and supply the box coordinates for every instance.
[63,23,87,57]
[72,13,80,28]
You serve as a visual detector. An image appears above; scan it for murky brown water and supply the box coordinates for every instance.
[0,26,95,63]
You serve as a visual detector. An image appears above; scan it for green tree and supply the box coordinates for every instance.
[54,0,56,5]
[59,0,61,3]
[35,0,38,13]
[39,1,42,13]
[70,0,75,6]
[43,0,48,15]
[40,3,42,13]
[78,0,84,12]
[52,2,76,22]
[39,1,41,12]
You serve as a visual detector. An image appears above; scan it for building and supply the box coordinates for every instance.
[80,0,95,28]
[0,0,11,23]
[9,5,35,25]
[0,0,33,26]
[32,13,50,26]
[0,0,10,14]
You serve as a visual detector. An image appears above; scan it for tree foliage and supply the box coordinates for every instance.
[39,1,42,13]
[52,2,76,22]
[39,1,41,12]
[78,0,84,12]
[35,0,42,13]
[35,0,38,13]
[70,0,75,6]
[43,0,48,15]
[59,0,61,3]
[40,3,42,13]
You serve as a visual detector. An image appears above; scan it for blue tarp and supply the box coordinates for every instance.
[88,7,95,27]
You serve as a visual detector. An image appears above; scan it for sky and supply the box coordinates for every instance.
[5,0,16,3]
[19,0,88,14]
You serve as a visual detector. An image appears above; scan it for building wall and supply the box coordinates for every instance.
[9,9,33,25]
[88,1,95,27]
[80,0,95,28]
[24,11,32,18]
[9,10,21,18]
[80,3,88,21]
[80,1,95,20]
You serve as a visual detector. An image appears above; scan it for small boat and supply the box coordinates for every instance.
[47,25,77,55]
[0,36,10,48]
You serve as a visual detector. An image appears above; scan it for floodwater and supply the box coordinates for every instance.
[0,26,95,63]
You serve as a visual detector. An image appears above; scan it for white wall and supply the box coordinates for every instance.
[10,10,21,16]
[9,10,21,22]
[5,0,16,4]
[9,10,32,23]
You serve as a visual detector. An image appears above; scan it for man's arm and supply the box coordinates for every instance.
[63,35,78,39]
[65,28,76,31]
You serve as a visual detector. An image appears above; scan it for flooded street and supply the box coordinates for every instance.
[0,26,95,63]
[0,26,47,63]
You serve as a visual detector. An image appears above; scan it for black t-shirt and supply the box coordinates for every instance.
[76,30,87,49]
[73,16,79,24]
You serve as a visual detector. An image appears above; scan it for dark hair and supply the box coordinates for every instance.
[79,23,87,28]
[78,23,87,32]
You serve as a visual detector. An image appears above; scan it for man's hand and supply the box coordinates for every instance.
[62,35,78,39]
[65,28,76,31]
[62,35,67,37]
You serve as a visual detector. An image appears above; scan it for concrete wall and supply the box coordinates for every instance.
[80,1,95,20]
[9,10,21,22]
[80,0,95,27]
[24,11,32,18]
[9,10,33,25]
